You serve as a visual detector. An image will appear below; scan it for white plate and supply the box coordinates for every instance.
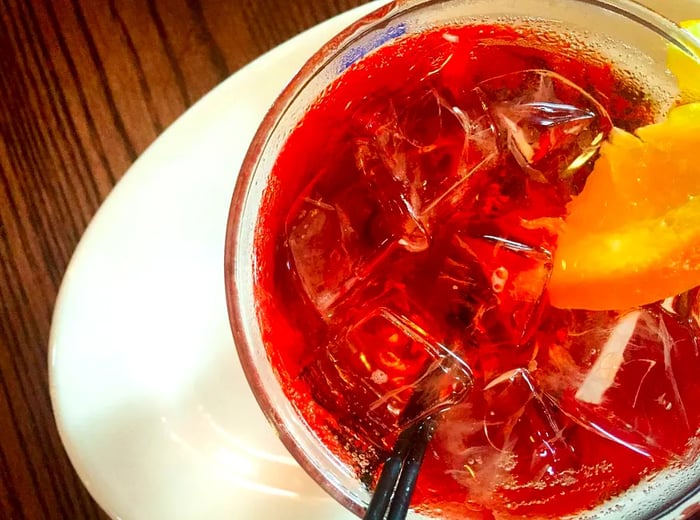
[49,2,700,520]
[48,4,383,520]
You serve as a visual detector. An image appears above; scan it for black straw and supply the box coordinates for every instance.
[364,355,470,520]
[363,417,436,520]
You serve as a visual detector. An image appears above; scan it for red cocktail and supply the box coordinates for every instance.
[226,1,700,518]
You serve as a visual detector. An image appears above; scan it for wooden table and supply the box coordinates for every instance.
[0,1,370,518]
[3,1,700,519]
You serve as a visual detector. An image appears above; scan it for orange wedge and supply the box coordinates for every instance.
[548,103,700,310]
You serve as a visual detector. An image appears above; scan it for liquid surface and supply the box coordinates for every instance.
[254,25,700,519]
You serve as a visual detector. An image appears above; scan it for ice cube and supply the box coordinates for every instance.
[286,173,399,315]
[353,98,430,252]
[424,231,552,381]
[476,69,612,190]
[352,89,499,232]
[300,305,472,451]
[287,200,358,313]
[424,232,493,334]
[433,368,577,509]
[483,368,578,480]
[536,306,700,462]
[434,402,518,508]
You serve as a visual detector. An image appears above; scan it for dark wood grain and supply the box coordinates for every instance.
[0,1,371,518]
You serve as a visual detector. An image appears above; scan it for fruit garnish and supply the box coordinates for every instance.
[548,103,700,310]
[667,19,700,101]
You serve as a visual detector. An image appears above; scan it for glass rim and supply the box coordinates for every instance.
[224,0,700,517]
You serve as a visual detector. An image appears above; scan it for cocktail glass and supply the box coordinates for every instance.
[225,1,700,518]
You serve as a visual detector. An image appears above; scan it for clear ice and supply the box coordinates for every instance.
[286,175,399,315]
[286,87,505,314]
[425,232,552,379]
[353,89,499,222]
[301,304,473,450]
[536,306,700,462]
[477,69,612,189]
[435,367,576,503]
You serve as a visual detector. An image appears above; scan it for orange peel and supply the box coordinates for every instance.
[548,103,700,310]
